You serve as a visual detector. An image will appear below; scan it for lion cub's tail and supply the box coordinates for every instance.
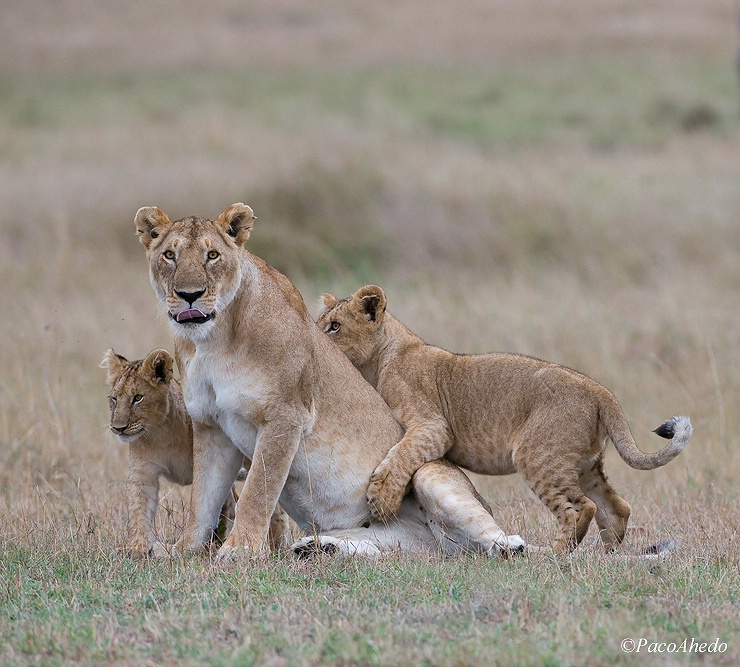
[600,395,692,470]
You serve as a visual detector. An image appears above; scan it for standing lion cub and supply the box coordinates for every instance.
[318,285,692,554]
[101,348,292,557]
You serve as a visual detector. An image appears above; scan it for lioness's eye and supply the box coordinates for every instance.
[207,250,220,261]
[327,321,341,333]
[163,250,176,261]
[132,394,143,404]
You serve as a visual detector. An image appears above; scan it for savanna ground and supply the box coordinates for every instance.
[1,1,739,665]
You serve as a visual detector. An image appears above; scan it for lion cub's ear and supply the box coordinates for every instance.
[321,293,338,310]
[353,285,387,324]
[217,203,255,247]
[142,349,174,385]
[134,207,171,248]
[100,349,129,385]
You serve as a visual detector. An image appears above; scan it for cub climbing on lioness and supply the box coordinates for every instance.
[101,348,292,557]
[318,285,693,554]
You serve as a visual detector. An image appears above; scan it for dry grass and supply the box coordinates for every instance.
[1,0,739,664]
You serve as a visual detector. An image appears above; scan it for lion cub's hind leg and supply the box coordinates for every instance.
[579,455,631,551]
[267,503,295,551]
[214,488,238,544]
[517,448,597,554]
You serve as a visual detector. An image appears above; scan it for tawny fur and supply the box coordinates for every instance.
[133,204,526,559]
[100,348,292,556]
[317,285,693,554]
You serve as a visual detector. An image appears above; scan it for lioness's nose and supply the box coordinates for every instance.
[175,289,205,306]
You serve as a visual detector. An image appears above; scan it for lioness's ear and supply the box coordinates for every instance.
[134,206,171,248]
[354,285,386,324]
[321,293,338,310]
[142,349,174,384]
[217,203,255,246]
[100,349,128,385]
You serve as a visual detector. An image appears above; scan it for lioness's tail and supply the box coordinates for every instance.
[600,395,692,470]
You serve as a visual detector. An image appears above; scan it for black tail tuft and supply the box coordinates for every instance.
[643,539,677,556]
[653,420,676,439]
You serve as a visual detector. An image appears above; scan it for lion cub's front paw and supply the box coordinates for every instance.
[366,469,406,521]
[127,537,154,559]
[151,541,176,559]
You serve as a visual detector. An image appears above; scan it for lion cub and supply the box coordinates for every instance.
[318,285,692,554]
[101,348,292,557]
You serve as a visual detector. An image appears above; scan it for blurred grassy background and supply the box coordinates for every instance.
[0,1,739,663]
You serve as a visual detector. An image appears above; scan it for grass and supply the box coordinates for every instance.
[4,59,733,141]
[1,0,739,664]
[2,546,738,666]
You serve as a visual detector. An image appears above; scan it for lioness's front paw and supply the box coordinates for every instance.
[215,544,250,563]
[366,476,406,521]
[214,535,268,563]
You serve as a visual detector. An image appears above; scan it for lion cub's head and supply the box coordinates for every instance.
[134,203,255,341]
[100,349,175,443]
[317,285,387,367]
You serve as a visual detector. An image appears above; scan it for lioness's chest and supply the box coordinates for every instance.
[182,350,263,448]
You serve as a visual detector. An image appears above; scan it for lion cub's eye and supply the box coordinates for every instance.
[207,250,220,261]
[108,396,117,408]
[163,250,176,261]
[132,394,143,404]
[327,321,341,333]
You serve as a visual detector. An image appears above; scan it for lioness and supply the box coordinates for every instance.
[101,347,292,556]
[134,203,526,559]
[317,285,693,553]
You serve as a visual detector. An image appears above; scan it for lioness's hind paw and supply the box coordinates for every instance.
[503,534,527,555]
[292,537,339,559]
[291,536,382,559]
[490,534,530,558]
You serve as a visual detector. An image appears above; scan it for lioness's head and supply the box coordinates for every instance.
[100,348,174,442]
[317,285,387,367]
[134,203,255,341]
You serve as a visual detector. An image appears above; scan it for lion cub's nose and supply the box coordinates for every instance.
[175,289,205,306]
[111,424,127,434]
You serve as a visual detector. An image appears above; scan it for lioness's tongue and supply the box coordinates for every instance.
[176,308,208,323]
